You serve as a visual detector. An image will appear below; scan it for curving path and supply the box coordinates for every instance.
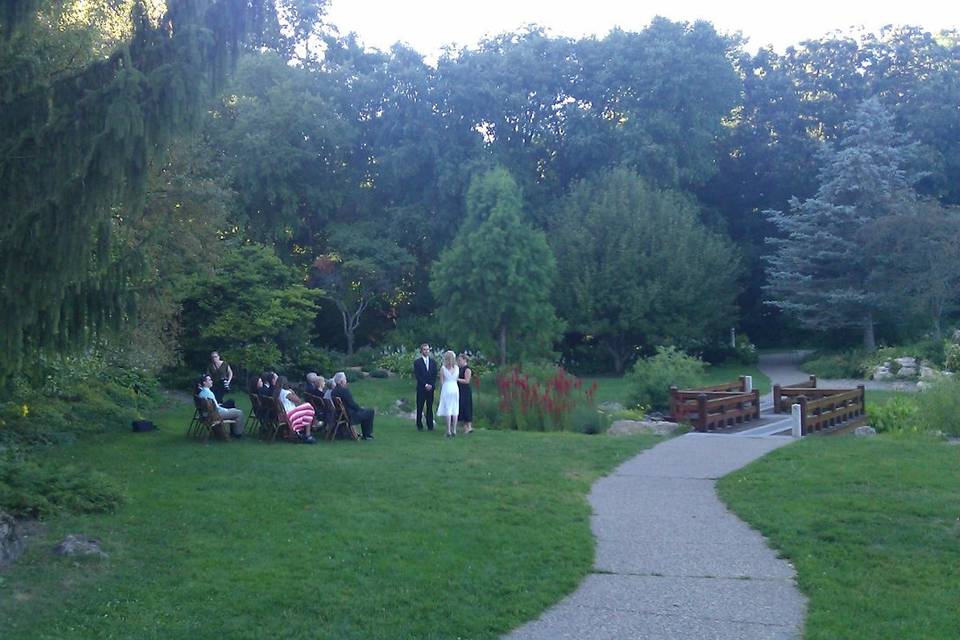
[758,350,918,394]
[504,433,806,640]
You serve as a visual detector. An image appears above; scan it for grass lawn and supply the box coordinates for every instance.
[584,362,772,407]
[718,435,960,640]
[0,391,658,639]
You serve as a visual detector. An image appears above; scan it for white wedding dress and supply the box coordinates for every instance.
[436,364,460,417]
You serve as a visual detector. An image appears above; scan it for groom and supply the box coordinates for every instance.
[413,343,437,431]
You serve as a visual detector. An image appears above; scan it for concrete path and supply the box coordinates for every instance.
[504,433,806,640]
[758,350,918,393]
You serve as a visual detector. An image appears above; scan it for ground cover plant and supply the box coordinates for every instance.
[0,392,658,639]
[718,435,960,640]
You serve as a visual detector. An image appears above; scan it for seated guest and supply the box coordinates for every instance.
[248,375,270,421]
[322,378,335,401]
[196,374,244,438]
[273,376,317,444]
[305,372,324,396]
[332,371,374,440]
[260,371,277,398]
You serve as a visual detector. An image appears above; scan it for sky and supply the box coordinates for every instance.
[325,0,957,58]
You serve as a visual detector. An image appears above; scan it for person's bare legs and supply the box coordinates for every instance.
[451,414,458,436]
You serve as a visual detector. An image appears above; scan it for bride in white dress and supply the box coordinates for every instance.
[436,350,460,437]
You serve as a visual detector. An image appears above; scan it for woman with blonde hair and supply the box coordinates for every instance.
[436,350,460,437]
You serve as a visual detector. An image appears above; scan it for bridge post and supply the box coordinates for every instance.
[772,384,781,413]
[743,375,753,393]
[791,403,802,438]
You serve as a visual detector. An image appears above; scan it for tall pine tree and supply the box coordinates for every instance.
[764,98,921,350]
[431,167,561,365]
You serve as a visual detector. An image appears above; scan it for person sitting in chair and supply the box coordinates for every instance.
[273,376,317,444]
[332,371,374,440]
[305,372,324,396]
[197,374,244,438]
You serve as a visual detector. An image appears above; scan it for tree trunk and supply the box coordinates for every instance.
[603,338,626,375]
[498,324,507,366]
[345,326,355,356]
[863,312,876,352]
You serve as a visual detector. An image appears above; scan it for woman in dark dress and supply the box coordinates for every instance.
[206,351,234,404]
[457,354,473,434]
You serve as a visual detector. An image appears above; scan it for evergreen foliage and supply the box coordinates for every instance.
[764,98,922,350]
[0,0,280,381]
[431,167,562,365]
[551,167,741,373]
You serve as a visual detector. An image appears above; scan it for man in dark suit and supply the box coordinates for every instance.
[332,372,374,440]
[413,343,437,431]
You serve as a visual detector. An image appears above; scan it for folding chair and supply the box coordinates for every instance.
[244,393,264,435]
[197,397,236,443]
[265,396,296,443]
[187,395,202,438]
[304,391,326,435]
[332,396,359,441]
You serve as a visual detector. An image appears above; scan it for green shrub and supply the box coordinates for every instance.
[944,342,960,372]
[801,349,866,379]
[612,407,649,421]
[568,405,611,435]
[915,377,960,436]
[627,346,706,411]
[868,396,919,433]
[376,347,415,378]
[472,392,500,430]
[344,369,363,383]
[0,458,125,519]
[369,368,391,379]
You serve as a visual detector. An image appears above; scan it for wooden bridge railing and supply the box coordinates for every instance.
[772,376,818,413]
[669,377,761,432]
[795,385,866,435]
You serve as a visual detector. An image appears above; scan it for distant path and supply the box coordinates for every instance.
[757,351,918,396]
[504,434,805,640]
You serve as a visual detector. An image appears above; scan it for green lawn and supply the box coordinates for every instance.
[585,362,772,407]
[718,435,960,640]
[0,393,658,639]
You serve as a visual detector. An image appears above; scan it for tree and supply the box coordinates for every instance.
[765,98,922,350]
[0,0,283,380]
[431,167,561,365]
[866,201,960,339]
[551,167,741,373]
[310,224,415,355]
[180,244,322,373]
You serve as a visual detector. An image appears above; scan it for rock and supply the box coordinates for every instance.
[896,366,917,378]
[0,510,25,568]
[598,401,624,412]
[917,381,930,391]
[854,426,877,437]
[894,356,917,368]
[53,535,108,559]
[608,419,681,437]
[920,366,938,379]
[872,365,894,381]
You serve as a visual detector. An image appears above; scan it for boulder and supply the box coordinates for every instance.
[52,534,108,559]
[872,365,894,381]
[896,366,917,378]
[609,419,682,437]
[894,356,917,368]
[0,510,25,568]
[920,366,938,379]
[854,426,877,437]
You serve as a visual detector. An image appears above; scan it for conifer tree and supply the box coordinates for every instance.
[764,98,920,350]
[0,0,283,380]
[431,167,562,365]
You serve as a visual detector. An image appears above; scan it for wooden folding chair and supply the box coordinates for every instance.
[197,397,236,443]
[304,391,326,434]
[332,396,359,441]
[187,395,202,438]
[244,393,264,435]
[264,396,296,443]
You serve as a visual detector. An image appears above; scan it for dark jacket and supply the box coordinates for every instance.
[333,385,364,418]
[413,356,437,389]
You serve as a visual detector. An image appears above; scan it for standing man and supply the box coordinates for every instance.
[413,343,437,431]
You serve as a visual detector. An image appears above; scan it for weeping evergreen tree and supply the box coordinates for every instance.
[0,0,283,380]
[764,98,921,350]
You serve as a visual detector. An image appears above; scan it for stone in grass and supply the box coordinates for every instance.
[0,510,25,568]
[598,401,624,412]
[854,426,877,437]
[608,419,682,437]
[53,534,108,559]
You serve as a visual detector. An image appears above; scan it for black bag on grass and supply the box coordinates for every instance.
[131,420,156,432]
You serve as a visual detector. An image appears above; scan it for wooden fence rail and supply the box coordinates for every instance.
[669,377,760,432]
[772,376,818,413]
[796,385,866,435]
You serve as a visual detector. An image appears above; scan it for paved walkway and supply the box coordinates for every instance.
[504,434,806,640]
